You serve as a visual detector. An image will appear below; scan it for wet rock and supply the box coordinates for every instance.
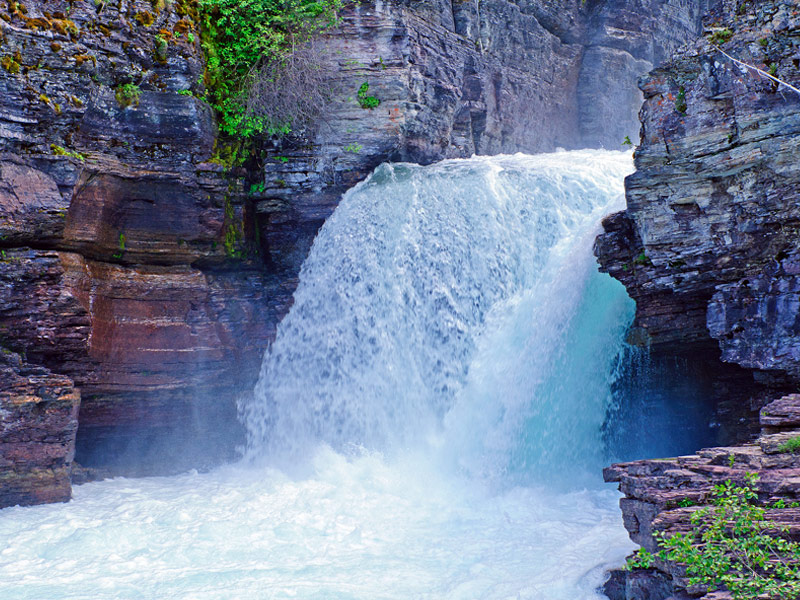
[761,394,800,431]
[595,0,800,387]
[605,394,800,599]
[0,350,79,508]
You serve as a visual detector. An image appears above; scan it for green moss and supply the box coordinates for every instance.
[223,197,244,259]
[134,10,154,26]
[778,436,800,454]
[50,144,86,161]
[1,54,20,74]
[154,35,168,63]
[115,83,141,108]
[209,141,248,169]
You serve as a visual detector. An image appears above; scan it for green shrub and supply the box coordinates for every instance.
[629,474,800,599]
[778,436,800,454]
[708,28,734,46]
[199,0,345,138]
[357,81,380,109]
[115,83,141,108]
[675,86,687,114]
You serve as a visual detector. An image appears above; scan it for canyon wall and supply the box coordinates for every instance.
[0,0,706,506]
[596,0,800,379]
[597,1,800,597]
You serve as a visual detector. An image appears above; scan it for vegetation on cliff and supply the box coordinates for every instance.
[198,0,344,139]
[628,474,800,599]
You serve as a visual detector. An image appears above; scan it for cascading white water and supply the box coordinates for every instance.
[244,150,635,485]
[0,150,638,600]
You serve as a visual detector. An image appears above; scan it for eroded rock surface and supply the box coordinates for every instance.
[0,350,79,507]
[604,393,800,600]
[595,0,800,384]
[0,0,282,502]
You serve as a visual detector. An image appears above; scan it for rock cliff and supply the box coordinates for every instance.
[595,0,800,380]
[0,0,708,506]
[596,1,800,597]
[255,0,710,277]
[0,0,286,500]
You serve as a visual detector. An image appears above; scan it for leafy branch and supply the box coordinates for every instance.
[628,474,800,599]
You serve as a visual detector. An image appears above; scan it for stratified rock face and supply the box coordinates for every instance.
[595,0,800,384]
[604,393,800,600]
[0,350,80,507]
[0,0,283,502]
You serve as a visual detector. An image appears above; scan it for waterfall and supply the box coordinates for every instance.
[0,150,642,600]
[243,150,635,487]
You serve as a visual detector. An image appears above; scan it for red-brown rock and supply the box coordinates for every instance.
[0,350,79,507]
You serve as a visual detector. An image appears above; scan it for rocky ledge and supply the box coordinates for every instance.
[604,393,800,600]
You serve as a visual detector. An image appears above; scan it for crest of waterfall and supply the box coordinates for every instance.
[243,150,635,483]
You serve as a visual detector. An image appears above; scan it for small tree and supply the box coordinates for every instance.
[199,0,345,138]
[242,38,341,138]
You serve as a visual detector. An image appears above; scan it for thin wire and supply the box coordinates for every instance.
[713,44,800,97]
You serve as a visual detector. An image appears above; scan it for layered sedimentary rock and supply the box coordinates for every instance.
[0,0,708,506]
[0,0,282,499]
[604,393,800,600]
[255,0,708,276]
[595,0,800,381]
[596,1,800,597]
[0,349,79,507]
